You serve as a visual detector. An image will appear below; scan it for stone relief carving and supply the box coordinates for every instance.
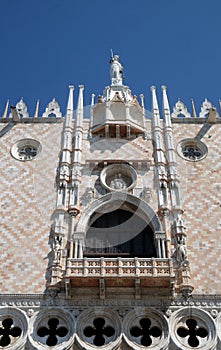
[100,164,137,192]
[59,164,70,182]
[110,173,127,190]
[80,187,94,206]
[140,187,152,202]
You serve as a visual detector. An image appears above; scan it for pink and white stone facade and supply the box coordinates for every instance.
[0,57,221,349]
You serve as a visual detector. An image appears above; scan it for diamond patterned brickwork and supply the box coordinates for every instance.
[3,116,219,295]
[81,137,152,163]
[172,122,221,294]
[0,122,63,293]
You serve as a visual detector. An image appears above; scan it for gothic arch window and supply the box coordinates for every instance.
[84,208,157,258]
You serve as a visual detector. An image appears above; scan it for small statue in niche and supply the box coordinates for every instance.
[110,173,127,190]
[175,236,187,264]
[52,236,62,264]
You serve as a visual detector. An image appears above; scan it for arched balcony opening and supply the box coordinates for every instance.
[65,194,173,295]
[84,208,157,258]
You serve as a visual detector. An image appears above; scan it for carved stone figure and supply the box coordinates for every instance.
[140,187,152,202]
[176,237,187,264]
[53,236,62,264]
[110,55,123,84]
[80,187,94,206]
[110,173,127,190]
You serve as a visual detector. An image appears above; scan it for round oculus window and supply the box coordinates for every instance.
[177,139,208,162]
[11,139,42,161]
[100,163,137,192]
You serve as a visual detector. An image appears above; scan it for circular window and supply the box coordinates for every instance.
[76,308,121,349]
[100,163,137,192]
[177,139,208,162]
[11,139,42,161]
[170,307,216,350]
[123,308,169,350]
[0,307,28,350]
[28,308,74,350]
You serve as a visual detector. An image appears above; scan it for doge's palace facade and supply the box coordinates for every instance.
[0,55,221,349]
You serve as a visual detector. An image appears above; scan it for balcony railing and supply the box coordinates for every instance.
[66,257,172,278]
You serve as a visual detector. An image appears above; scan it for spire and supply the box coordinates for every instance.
[76,85,84,127]
[140,94,144,109]
[89,93,95,137]
[151,86,160,115]
[2,100,9,118]
[67,85,74,111]
[65,85,74,128]
[161,85,170,112]
[162,85,171,126]
[33,100,39,118]
[91,93,95,107]
[150,86,160,127]
[110,54,123,86]
[151,86,164,169]
[191,99,197,118]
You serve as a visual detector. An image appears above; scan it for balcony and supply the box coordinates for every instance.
[65,257,173,290]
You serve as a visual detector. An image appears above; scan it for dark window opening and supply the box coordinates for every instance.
[84,318,115,346]
[177,318,208,348]
[0,318,22,347]
[130,318,162,346]
[84,209,156,258]
[37,318,68,346]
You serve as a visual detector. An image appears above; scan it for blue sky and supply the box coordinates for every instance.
[0,0,221,116]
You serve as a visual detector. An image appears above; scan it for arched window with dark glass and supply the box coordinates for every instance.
[84,209,157,258]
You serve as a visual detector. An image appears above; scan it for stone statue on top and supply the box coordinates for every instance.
[110,55,123,85]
